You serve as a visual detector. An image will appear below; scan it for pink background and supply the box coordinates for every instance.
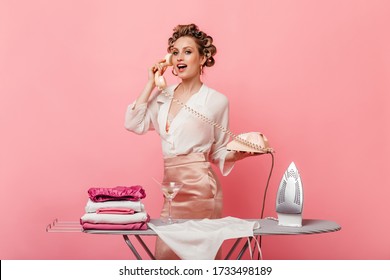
[1,0,389,259]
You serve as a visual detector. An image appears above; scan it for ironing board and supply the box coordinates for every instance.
[47,218,341,260]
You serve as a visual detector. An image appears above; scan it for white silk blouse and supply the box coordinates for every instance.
[125,84,234,176]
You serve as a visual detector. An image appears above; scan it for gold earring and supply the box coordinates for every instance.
[172,68,178,76]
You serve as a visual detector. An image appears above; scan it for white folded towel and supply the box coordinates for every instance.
[148,216,260,260]
[84,198,144,213]
[80,211,149,224]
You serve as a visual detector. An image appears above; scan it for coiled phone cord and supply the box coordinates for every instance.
[162,89,274,154]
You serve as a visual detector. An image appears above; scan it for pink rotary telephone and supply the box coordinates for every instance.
[226,132,272,154]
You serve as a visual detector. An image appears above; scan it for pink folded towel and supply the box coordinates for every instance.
[88,185,146,202]
[96,208,135,214]
[81,221,148,230]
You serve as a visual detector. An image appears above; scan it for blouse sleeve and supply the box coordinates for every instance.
[124,92,160,135]
[209,97,235,176]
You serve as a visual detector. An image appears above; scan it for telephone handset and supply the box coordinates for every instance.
[155,54,173,90]
[156,54,274,154]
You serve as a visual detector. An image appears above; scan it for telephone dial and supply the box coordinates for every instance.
[155,54,274,154]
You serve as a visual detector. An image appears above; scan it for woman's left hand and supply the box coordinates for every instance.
[226,150,261,162]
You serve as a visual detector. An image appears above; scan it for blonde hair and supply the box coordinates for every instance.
[167,23,217,68]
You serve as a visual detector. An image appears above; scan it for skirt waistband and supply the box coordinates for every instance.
[164,153,209,167]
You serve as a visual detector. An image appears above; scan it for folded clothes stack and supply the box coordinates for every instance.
[80,185,150,230]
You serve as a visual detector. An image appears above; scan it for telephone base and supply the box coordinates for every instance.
[227,148,265,154]
[277,213,302,227]
[226,132,272,154]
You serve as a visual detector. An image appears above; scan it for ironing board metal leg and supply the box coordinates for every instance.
[236,237,251,260]
[123,235,143,260]
[135,235,156,260]
[224,238,242,260]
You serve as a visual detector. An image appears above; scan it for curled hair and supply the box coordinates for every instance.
[167,23,217,67]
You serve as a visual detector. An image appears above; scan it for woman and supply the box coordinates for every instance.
[125,24,256,259]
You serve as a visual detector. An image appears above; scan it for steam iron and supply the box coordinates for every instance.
[276,162,304,227]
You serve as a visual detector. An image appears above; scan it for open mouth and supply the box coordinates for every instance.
[177,64,187,72]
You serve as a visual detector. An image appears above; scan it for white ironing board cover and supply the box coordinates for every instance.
[147,216,260,260]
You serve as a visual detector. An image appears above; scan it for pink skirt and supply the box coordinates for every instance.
[155,153,223,259]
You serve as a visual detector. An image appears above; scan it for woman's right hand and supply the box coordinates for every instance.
[148,58,169,86]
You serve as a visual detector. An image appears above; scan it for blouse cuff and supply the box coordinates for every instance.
[219,153,235,176]
[125,102,148,133]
